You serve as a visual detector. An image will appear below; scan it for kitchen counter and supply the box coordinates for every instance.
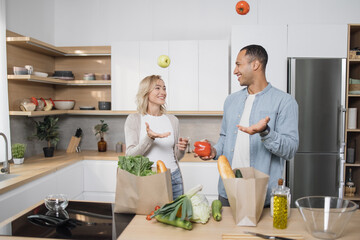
[0,150,214,194]
[119,207,360,240]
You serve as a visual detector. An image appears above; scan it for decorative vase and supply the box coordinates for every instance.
[13,157,24,164]
[43,147,55,157]
[98,137,107,152]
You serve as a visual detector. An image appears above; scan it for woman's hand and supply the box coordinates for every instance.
[237,116,270,135]
[145,122,171,139]
[177,137,189,151]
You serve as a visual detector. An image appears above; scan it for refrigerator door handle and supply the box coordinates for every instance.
[288,58,296,97]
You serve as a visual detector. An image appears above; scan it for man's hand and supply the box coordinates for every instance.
[177,137,189,151]
[237,116,270,135]
[145,122,171,139]
[193,139,217,160]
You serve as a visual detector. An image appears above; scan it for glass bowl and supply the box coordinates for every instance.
[295,196,358,239]
[45,194,69,212]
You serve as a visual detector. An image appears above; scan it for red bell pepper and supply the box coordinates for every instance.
[194,141,212,157]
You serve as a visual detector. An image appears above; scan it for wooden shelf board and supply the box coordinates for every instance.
[8,75,111,86]
[346,129,360,132]
[345,163,360,167]
[9,110,223,117]
[349,59,360,62]
[348,94,360,97]
[6,37,110,57]
[9,110,67,117]
[344,195,360,201]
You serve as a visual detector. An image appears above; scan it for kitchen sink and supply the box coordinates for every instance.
[0,174,19,182]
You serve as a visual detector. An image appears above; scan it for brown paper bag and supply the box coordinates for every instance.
[114,168,172,214]
[223,167,269,226]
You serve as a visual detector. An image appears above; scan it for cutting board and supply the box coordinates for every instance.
[222,233,304,239]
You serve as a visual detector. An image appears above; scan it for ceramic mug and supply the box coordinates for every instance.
[25,65,33,75]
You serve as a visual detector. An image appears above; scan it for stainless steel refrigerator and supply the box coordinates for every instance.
[287,58,347,206]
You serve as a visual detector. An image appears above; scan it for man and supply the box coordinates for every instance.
[200,45,299,206]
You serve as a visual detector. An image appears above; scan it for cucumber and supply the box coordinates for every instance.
[235,169,243,178]
[155,214,193,230]
[211,200,222,221]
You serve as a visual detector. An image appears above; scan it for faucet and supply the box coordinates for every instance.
[0,132,10,174]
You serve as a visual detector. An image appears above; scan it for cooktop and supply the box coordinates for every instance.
[1,201,135,239]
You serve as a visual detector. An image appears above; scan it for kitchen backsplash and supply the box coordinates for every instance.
[10,115,222,158]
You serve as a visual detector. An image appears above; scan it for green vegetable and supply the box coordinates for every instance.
[189,193,211,224]
[155,214,193,230]
[235,169,243,178]
[153,185,203,222]
[118,155,156,176]
[211,200,222,221]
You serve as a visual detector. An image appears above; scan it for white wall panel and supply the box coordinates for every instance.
[111,41,140,111]
[231,25,288,93]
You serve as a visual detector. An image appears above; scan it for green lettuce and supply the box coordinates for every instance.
[118,155,156,176]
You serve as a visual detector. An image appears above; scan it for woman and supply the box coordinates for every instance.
[124,75,188,200]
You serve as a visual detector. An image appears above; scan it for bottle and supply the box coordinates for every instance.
[272,178,288,229]
[98,136,107,152]
[345,168,356,197]
[346,138,356,164]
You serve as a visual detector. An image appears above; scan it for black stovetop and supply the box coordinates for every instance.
[3,201,135,240]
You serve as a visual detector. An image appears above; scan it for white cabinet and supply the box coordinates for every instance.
[111,41,140,111]
[55,161,83,199]
[83,160,118,202]
[112,40,229,111]
[287,24,348,58]
[168,41,199,111]
[199,40,229,111]
[179,162,219,203]
[139,41,169,86]
[0,173,56,223]
[231,25,288,93]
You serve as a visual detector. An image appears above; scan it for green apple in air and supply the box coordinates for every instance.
[157,55,170,68]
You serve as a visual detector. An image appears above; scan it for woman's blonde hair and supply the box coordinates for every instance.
[136,75,166,115]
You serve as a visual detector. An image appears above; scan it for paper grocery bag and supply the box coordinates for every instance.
[223,167,269,226]
[114,168,172,214]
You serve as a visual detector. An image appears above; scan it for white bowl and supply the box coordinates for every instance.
[53,100,75,110]
[34,71,49,78]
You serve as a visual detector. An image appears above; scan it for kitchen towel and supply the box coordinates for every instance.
[223,167,269,226]
[114,168,172,214]
[348,108,357,129]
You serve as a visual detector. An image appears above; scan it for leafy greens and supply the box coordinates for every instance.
[118,155,156,176]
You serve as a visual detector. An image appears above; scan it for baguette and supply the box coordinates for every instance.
[217,155,235,179]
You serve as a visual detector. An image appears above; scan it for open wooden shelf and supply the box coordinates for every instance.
[344,194,360,201]
[9,110,223,117]
[8,75,111,86]
[6,36,110,57]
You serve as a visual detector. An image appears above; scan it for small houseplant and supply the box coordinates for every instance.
[11,143,26,164]
[34,116,60,157]
[94,119,109,152]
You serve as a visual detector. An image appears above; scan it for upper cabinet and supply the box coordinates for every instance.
[231,25,288,93]
[112,40,229,113]
[288,24,348,58]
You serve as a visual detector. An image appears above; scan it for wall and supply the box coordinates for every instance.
[5,0,360,153]
[10,115,222,157]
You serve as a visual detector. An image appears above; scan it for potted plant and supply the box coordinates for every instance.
[94,119,109,152]
[11,143,26,164]
[34,116,60,157]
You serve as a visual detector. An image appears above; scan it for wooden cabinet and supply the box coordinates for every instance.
[344,24,360,202]
[112,40,228,113]
[6,30,112,117]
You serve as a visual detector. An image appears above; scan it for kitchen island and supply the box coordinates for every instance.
[0,203,359,240]
[119,207,360,240]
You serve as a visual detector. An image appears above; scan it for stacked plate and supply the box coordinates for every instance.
[52,71,74,80]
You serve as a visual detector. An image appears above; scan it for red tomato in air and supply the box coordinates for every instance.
[236,1,250,15]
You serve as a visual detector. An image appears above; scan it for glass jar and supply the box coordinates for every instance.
[19,98,36,111]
